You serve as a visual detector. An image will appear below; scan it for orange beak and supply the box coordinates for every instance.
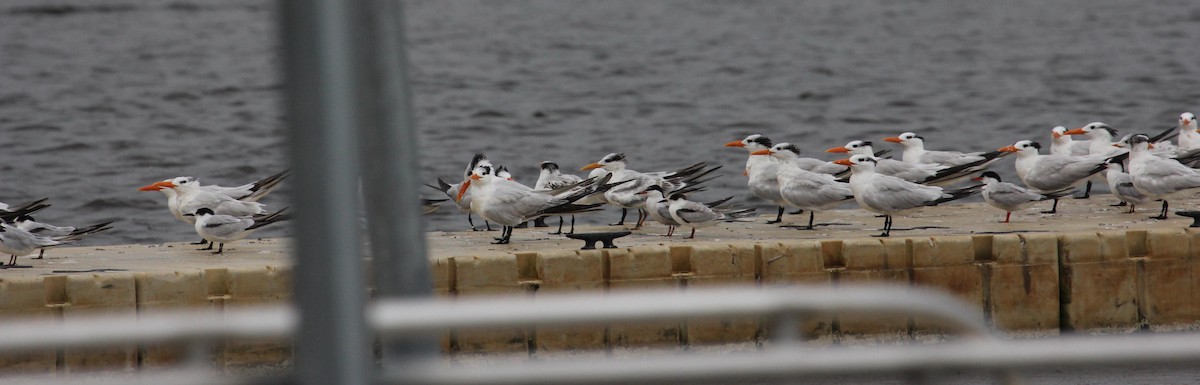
[1149,143,1156,149]
[580,163,602,171]
[832,158,853,166]
[455,177,476,202]
[724,140,745,148]
[1064,128,1087,135]
[750,149,772,156]
[826,146,849,153]
[1184,119,1192,125]
[138,181,174,191]
[882,137,903,143]
[997,145,1019,153]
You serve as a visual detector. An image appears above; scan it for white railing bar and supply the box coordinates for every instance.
[368,286,991,338]
[0,369,274,385]
[0,286,988,353]
[383,333,1200,385]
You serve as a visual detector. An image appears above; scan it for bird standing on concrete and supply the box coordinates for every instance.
[193,207,290,254]
[835,155,981,237]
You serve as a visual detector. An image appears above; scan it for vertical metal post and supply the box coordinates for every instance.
[279,0,372,384]
[355,0,437,361]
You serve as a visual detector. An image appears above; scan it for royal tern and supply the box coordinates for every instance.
[997,140,1115,214]
[724,135,793,223]
[1103,160,1151,214]
[667,192,754,239]
[1050,126,1091,157]
[534,161,586,234]
[1127,134,1200,219]
[459,163,617,244]
[580,153,719,230]
[425,153,493,231]
[883,131,1006,168]
[826,140,983,185]
[1177,112,1200,152]
[14,215,116,259]
[193,207,290,254]
[637,185,718,237]
[834,155,981,237]
[142,177,267,219]
[973,172,1072,223]
[139,171,288,225]
[757,144,854,230]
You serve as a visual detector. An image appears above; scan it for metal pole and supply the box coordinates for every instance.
[278,0,372,384]
[354,0,437,361]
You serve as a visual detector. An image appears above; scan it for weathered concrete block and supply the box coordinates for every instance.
[1061,261,1138,331]
[1141,258,1199,328]
[1096,231,1129,261]
[989,264,1059,332]
[223,266,293,369]
[759,241,828,286]
[63,273,137,373]
[1145,229,1191,261]
[1059,232,1104,264]
[534,249,606,352]
[0,276,56,374]
[687,243,756,284]
[911,237,983,332]
[451,255,528,354]
[842,238,886,270]
[990,234,1023,265]
[431,257,454,297]
[1020,233,1059,265]
[606,247,680,349]
[136,271,209,368]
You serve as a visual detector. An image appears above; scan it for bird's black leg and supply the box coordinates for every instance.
[191,238,209,245]
[632,209,647,230]
[550,216,564,235]
[807,211,815,230]
[492,226,513,244]
[469,213,481,231]
[213,243,225,255]
[1075,181,1091,199]
[1041,199,1059,214]
[610,209,628,226]
[34,249,44,259]
[533,217,549,228]
[874,215,892,237]
[7,255,15,266]
[1151,200,1169,220]
[1126,204,1136,214]
[767,206,785,224]
[687,228,696,239]
[198,242,214,251]
[485,221,494,231]
[567,215,576,235]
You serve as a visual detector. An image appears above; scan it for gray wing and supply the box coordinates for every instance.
[18,221,75,237]
[875,159,940,182]
[202,215,254,238]
[1133,156,1200,196]
[984,183,1045,210]
[793,158,844,175]
[673,201,720,224]
[1025,155,1103,191]
[778,169,852,210]
[860,176,944,212]
[484,182,563,223]
[921,150,983,166]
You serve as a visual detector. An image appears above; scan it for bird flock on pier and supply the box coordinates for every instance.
[434,112,1200,243]
[4,113,1199,267]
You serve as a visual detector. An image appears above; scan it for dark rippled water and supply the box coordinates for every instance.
[2,0,1199,245]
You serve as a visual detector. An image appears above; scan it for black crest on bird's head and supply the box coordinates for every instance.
[778,143,801,155]
[668,193,687,200]
[602,153,626,163]
[979,171,1001,181]
[1027,141,1042,149]
[466,153,487,179]
[747,134,772,148]
[539,161,559,171]
[194,208,216,216]
[1129,134,1150,145]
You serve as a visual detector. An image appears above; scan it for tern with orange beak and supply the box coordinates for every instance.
[458,163,615,244]
[140,176,268,225]
[139,171,287,243]
[1177,113,1200,152]
[835,155,981,237]
[1049,126,1091,157]
[426,153,494,231]
[761,143,854,230]
[1127,134,1200,220]
[997,140,1116,214]
[724,134,794,224]
[882,131,1006,169]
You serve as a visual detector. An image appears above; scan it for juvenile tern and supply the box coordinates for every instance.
[1103,160,1151,214]
[14,215,116,259]
[757,144,854,230]
[580,153,719,230]
[834,155,981,237]
[459,163,617,244]
[667,192,755,239]
[193,207,290,254]
[973,172,1071,223]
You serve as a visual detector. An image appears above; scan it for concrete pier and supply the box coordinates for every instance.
[0,198,1199,373]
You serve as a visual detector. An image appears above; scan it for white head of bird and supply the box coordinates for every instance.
[1050,126,1071,140]
[1127,134,1154,153]
[724,134,773,152]
[998,140,1042,156]
[832,154,880,171]
[1181,112,1197,131]
[882,132,924,148]
[751,142,802,161]
[971,171,1003,185]
[580,153,627,172]
[1065,122,1117,139]
[456,163,498,201]
[826,140,874,156]
[138,176,198,192]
